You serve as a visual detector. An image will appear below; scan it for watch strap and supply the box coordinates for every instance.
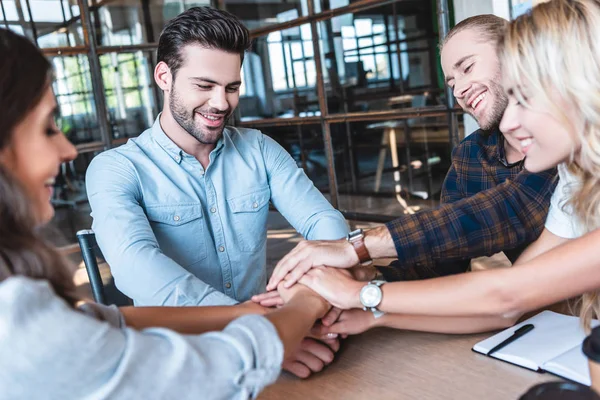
[347,229,373,266]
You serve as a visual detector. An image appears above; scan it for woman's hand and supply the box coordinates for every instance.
[296,266,364,310]
[277,281,331,319]
[252,265,377,308]
[313,309,379,336]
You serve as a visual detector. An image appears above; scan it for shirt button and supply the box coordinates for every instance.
[218,246,225,252]
[173,215,180,221]
[210,207,216,213]
[200,170,205,176]
[225,282,231,289]
[175,156,181,163]
[252,202,259,208]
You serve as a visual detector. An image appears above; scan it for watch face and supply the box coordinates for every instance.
[360,284,382,308]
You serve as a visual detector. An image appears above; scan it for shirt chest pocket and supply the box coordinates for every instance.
[227,187,271,252]
[145,204,207,267]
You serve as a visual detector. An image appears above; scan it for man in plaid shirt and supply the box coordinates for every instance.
[263,14,558,293]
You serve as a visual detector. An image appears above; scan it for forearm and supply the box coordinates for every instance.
[383,170,556,268]
[513,228,569,266]
[364,225,397,259]
[266,296,326,360]
[104,244,237,306]
[351,229,600,318]
[120,302,265,334]
[265,134,348,241]
[302,210,349,240]
[377,313,518,334]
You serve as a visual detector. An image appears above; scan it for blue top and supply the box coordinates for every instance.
[86,117,348,306]
[0,276,282,399]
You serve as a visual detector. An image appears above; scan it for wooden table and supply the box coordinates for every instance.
[259,328,559,400]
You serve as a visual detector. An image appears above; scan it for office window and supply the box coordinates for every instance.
[100,51,156,138]
[1,0,83,47]
[240,57,254,97]
[341,18,390,81]
[51,55,101,144]
[267,24,316,92]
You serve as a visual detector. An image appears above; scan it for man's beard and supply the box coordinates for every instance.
[470,75,508,131]
[169,85,228,145]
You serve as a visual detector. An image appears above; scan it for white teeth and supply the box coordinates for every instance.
[520,138,533,148]
[201,113,220,121]
[471,93,486,109]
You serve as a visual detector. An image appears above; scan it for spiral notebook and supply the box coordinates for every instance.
[472,311,599,385]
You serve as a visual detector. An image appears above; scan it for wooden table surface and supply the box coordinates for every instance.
[259,327,559,400]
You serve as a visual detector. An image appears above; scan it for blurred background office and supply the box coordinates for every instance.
[0,0,539,253]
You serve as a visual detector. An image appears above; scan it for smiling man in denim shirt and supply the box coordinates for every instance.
[86,7,348,378]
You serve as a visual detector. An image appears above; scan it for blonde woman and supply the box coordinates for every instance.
[265,0,600,336]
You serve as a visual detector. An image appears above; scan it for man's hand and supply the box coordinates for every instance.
[267,239,359,291]
[282,337,340,378]
[313,309,378,337]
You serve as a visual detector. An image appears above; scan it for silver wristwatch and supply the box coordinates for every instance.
[359,280,385,318]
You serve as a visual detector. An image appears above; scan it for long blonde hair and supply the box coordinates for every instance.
[501,0,600,328]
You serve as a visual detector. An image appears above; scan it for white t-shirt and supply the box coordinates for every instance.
[545,164,584,239]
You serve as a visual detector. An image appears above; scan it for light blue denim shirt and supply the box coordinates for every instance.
[0,276,282,399]
[86,117,348,306]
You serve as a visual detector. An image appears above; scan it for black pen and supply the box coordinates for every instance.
[487,324,535,356]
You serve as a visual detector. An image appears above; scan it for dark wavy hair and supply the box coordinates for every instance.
[157,6,251,78]
[0,28,79,306]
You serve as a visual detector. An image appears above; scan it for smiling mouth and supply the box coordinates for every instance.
[200,113,221,121]
[196,111,227,128]
[470,92,487,111]
[518,137,534,154]
[44,177,56,199]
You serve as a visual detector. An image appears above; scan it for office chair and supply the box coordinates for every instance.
[76,230,132,306]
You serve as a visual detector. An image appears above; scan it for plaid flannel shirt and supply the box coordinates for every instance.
[380,129,558,281]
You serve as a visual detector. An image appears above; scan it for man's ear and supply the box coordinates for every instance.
[154,61,172,92]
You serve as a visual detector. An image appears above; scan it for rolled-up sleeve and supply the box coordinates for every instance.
[383,168,557,277]
[0,278,283,400]
[261,134,349,240]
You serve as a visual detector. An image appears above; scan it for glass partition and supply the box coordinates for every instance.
[50,54,102,145]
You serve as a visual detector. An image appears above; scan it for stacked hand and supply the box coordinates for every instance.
[266,239,360,291]
[251,241,385,380]
[254,264,377,310]
[312,309,379,337]
[273,280,339,378]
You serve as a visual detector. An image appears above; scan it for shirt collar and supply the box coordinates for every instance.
[150,114,227,163]
[496,130,523,168]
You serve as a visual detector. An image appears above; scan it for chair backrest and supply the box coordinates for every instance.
[76,230,132,306]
